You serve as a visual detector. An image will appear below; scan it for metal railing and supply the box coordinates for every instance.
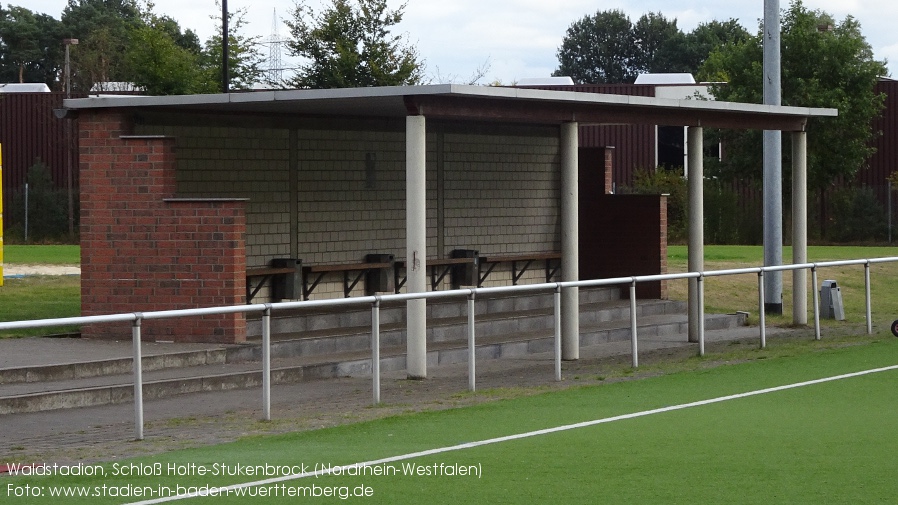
[1,256,896,440]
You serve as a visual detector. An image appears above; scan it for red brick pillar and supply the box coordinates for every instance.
[79,110,247,343]
[658,194,668,299]
[604,147,615,194]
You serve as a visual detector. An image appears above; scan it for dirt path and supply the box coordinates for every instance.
[3,264,80,276]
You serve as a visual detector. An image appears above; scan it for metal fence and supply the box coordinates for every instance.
[2,257,897,441]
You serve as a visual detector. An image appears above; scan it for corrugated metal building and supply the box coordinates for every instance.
[0,92,78,228]
[860,78,898,202]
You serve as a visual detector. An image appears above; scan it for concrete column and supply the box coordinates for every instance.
[687,126,704,343]
[792,130,808,325]
[561,122,579,360]
[406,115,427,379]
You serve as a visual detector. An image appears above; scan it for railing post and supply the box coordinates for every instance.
[697,274,705,357]
[262,305,272,421]
[629,279,638,368]
[372,299,381,405]
[467,291,476,392]
[812,266,821,341]
[132,315,144,441]
[757,272,767,349]
[865,261,872,335]
[554,285,562,382]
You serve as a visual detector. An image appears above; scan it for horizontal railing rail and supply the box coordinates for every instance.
[2,256,896,440]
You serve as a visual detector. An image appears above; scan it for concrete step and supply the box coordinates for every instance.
[249,286,622,337]
[236,298,688,363]
[0,311,746,414]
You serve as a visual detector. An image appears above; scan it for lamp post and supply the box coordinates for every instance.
[63,38,78,97]
[63,38,78,241]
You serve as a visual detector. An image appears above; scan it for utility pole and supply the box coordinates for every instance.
[222,0,229,93]
[763,0,783,315]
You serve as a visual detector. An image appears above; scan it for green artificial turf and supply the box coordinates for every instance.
[6,336,898,504]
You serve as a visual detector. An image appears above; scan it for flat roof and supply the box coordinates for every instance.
[64,84,837,131]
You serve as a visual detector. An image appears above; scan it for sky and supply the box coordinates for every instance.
[23,0,898,84]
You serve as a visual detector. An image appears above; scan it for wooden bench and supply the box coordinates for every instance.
[478,252,561,286]
[246,266,298,303]
[394,256,479,292]
[302,261,394,300]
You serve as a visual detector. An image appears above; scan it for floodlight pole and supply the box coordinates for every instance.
[222,0,229,93]
[763,0,783,315]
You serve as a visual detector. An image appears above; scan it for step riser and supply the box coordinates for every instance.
[0,350,229,385]
[0,313,746,414]
[249,287,621,337]
[0,299,696,382]
[233,301,689,362]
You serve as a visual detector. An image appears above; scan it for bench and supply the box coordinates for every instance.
[394,256,479,292]
[478,252,561,286]
[302,261,394,300]
[246,266,298,303]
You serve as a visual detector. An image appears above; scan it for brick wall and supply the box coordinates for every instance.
[80,111,247,343]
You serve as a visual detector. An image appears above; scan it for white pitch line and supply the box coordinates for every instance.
[126,363,898,505]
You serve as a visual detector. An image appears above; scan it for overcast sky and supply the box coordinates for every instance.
[24,0,898,84]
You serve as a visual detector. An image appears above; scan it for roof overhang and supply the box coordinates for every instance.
[64,84,837,132]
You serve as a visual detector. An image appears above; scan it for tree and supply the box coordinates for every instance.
[632,12,685,75]
[553,9,636,84]
[285,0,425,89]
[202,4,266,91]
[700,0,887,191]
[0,5,63,86]
[685,20,751,77]
[125,19,211,95]
[61,0,144,91]
[555,11,754,84]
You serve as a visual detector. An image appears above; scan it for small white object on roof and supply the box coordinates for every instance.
[0,83,51,93]
[90,82,143,93]
[634,73,696,85]
[517,76,576,86]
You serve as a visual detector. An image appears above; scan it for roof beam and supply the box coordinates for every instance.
[407,95,811,131]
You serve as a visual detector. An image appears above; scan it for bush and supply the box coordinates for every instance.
[623,168,764,245]
[826,187,887,242]
[704,180,763,245]
[623,167,688,241]
[4,160,75,243]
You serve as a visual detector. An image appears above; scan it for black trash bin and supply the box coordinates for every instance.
[451,249,479,288]
[270,258,302,301]
[365,253,395,295]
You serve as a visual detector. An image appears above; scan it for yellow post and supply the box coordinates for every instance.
[0,143,4,287]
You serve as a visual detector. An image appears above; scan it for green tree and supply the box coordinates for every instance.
[632,12,686,75]
[285,0,425,89]
[686,20,751,77]
[154,14,203,54]
[125,20,211,95]
[0,5,63,86]
[553,9,636,84]
[202,4,265,91]
[701,0,887,191]
[555,11,754,84]
[60,0,144,91]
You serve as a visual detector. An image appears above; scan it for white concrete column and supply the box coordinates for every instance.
[792,130,808,325]
[406,115,427,379]
[561,122,579,360]
[687,126,704,343]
